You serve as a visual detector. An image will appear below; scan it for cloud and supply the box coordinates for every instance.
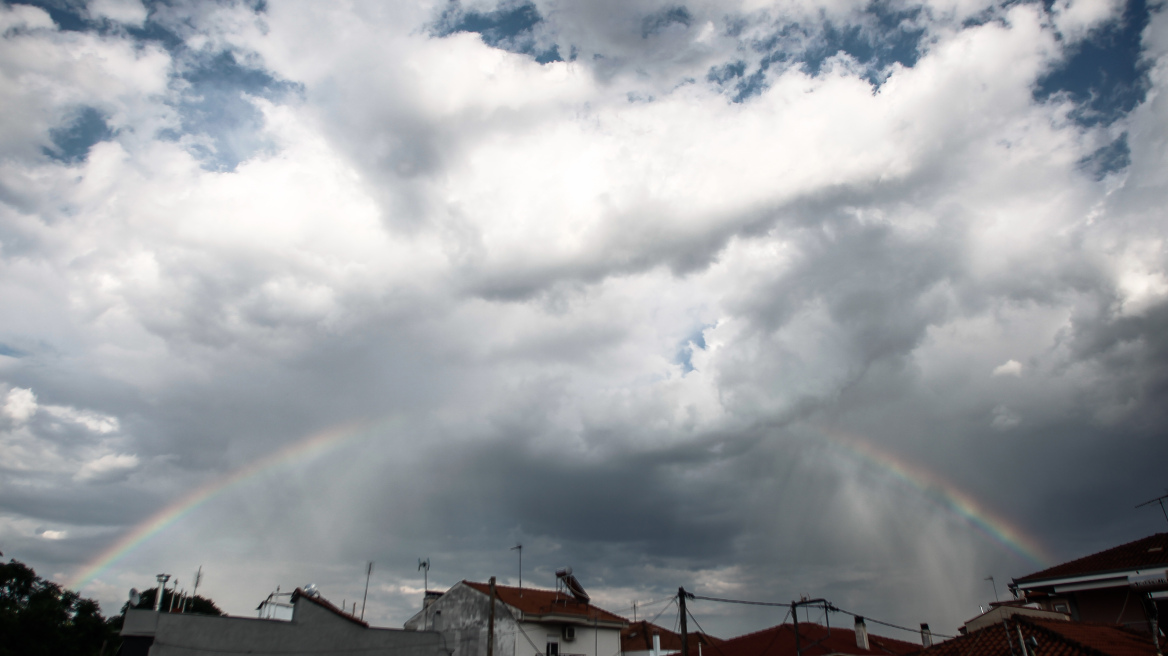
[74,453,140,483]
[0,0,1166,641]
[88,0,148,27]
[3,387,37,423]
[991,405,1022,431]
[992,360,1022,377]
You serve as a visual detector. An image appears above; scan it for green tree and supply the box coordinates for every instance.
[0,557,121,656]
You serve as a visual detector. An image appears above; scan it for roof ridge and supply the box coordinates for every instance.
[1013,616,1113,656]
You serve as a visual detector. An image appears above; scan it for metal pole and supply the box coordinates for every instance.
[986,576,1000,602]
[679,588,689,656]
[361,562,374,621]
[489,577,497,656]
[792,602,801,656]
[512,545,523,593]
[154,574,170,612]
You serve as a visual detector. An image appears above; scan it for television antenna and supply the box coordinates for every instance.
[418,558,430,592]
[1136,492,1168,527]
[361,562,374,621]
[511,544,522,593]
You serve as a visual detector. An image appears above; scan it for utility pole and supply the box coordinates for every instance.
[679,588,689,656]
[361,562,374,621]
[488,577,497,656]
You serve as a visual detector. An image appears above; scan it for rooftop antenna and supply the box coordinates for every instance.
[418,558,430,592]
[1136,492,1168,528]
[986,576,999,602]
[361,562,374,621]
[511,544,522,594]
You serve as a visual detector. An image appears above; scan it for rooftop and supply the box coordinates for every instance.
[621,619,723,653]
[714,622,921,656]
[462,581,628,626]
[914,616,1157,656]
[1014,534,1168,585]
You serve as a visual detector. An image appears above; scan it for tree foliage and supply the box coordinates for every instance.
[125,586,223,616]
[0,558,120,656]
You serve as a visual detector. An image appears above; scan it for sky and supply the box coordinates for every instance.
[1,0,1166,641]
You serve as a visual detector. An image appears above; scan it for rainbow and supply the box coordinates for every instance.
[818,426,1052,567]
[68,420,373,591]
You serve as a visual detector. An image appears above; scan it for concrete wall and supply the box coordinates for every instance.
[123,598,449,656]
[513,622,622,656]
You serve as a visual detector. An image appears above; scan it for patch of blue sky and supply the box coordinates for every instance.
[0,343,26,358]
[708,3,926,102]
[171,50,303,171]
[642,6,692,38]
[13,1,300,172]
[1035,0,1153,126]
[1079,132,1131,179]
[675,327,710,374]
[43,106,113,163]
[431,0,562,64]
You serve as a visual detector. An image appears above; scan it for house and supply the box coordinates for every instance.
[913,615,1159,656]
[713,618,921,656]
[961,599,1070,633]
[403,573,628,656]
[119,587,448,656]
[1010,533,1168,632]
[621,619,723,656]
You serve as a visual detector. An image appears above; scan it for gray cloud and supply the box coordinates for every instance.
[0,0,1165,644]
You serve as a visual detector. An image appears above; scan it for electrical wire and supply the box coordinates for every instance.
[829,605,954,640]
[688,593,954,641]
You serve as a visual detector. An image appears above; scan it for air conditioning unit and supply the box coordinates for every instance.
[563,626,576,642]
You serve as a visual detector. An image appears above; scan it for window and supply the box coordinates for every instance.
[547,642,560,656]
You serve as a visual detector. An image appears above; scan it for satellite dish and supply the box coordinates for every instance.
[129,588,141,606]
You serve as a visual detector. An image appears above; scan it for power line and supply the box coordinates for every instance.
[830,605,955,640]
[690,594,790,608]
[688,592,954,641]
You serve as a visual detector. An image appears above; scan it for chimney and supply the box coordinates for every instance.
[855,616,870,650]
[424,590,444,609]
[920,624,933,648]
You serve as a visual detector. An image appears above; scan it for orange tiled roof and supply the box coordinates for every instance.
[716,622,921,656]
[463,581,628,625]
[621,620,724,652]
[914,617,1157,656]
[1015,534,1168,584]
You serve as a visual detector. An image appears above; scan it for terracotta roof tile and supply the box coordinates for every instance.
[913,616,1157,656]
[1015,534,1168,584]
[463,581,628,626]
[715,623,921,656]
